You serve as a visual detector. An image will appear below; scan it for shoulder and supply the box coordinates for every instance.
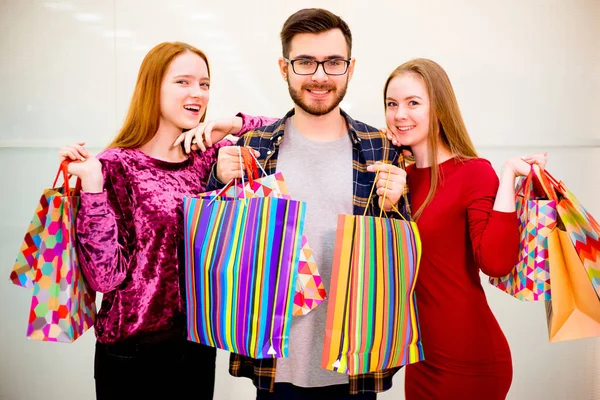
[356,126,401,165]
[457,158,497,180]
[241,117,285,147]
[350,118,382,136]
[96,147,131,163]
[96,147,132,167]
[457,157,499,196]
[95,147,137,178]
[250,118,284,137]
[342,108,379,134]
[344,113,399,160]
[347,115,386,142]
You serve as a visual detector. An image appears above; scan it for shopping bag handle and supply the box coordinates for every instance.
[52,160,82,196]
[364,165,409,222]
[541,168,566,194]
[241,146,266,180]
[521,164,558,203]
[211,147,267,201]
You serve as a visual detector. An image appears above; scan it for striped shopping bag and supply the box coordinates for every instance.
[201,171,327,316]
[183,195,306,359]
[322,171,424,375]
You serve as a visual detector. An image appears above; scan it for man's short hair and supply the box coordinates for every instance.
[280,8,352,58]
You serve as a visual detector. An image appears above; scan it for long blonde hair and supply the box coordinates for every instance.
[108,42,210,149]
[384,58,478,220]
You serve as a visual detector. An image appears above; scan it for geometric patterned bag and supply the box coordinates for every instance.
[544,169,600,299]
[489,167,558,301]
[294,235,326,316]
[9,161,96,342]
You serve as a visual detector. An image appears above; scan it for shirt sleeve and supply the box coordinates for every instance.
[237,112,278,134]
[76,153,134,292]
[465,160,520,277]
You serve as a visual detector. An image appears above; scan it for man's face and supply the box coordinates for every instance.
[279,29,355,116]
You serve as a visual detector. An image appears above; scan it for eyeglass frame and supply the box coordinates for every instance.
[283,57,352,76]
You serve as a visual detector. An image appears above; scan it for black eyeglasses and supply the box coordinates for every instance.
[284,58,351,76]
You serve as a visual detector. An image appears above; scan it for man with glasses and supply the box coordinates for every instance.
[206,8,409,400]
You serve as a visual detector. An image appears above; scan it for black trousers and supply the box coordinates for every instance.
[95,335,216,400]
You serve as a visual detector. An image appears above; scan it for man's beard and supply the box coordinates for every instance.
[288,78,348,116]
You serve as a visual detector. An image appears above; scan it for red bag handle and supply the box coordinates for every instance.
[240,147,259,182]
[52,160,82,196]
[215,147,265,196]
[522,164,558,203]
[542,168,565,194]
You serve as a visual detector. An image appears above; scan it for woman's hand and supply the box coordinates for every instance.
[58,142,103,192]
[501,152,548,180]
[173,117,243,154]
[381,126,413,157]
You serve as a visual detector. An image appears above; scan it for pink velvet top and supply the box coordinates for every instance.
[76,144,230,344]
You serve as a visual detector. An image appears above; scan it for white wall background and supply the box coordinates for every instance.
[1,1,599,399]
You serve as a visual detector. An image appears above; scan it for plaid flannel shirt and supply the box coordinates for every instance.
[206,109,411,394]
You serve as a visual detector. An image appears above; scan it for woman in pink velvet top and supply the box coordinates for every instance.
[58,42,240,400]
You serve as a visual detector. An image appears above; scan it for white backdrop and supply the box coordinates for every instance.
[1,1,599,399]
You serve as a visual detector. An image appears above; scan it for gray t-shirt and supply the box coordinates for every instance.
[274,119,353,387]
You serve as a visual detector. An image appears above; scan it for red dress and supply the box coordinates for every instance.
[404,157,520,400]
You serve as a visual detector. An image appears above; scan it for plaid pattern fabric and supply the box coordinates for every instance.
[207,109,411,218]
[228,355,401,394]
[207,109,410,394]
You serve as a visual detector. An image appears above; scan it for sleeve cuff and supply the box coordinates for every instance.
[206,164,227,191]
[235,112,250,138]
[490,209,518,220]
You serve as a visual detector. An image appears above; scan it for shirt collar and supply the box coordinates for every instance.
[269,108,361,144]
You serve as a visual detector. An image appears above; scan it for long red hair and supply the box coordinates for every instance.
[108,42,210,149]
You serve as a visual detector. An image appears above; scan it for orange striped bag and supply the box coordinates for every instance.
[322,171,424,375]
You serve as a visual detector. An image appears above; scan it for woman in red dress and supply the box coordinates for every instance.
[383,58,546,399]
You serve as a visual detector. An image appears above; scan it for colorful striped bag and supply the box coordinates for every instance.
[201,171,326,316]
[183,149,307,358]
[322,170,424,375]
[9,161,96,342]
[489,166,557,300]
